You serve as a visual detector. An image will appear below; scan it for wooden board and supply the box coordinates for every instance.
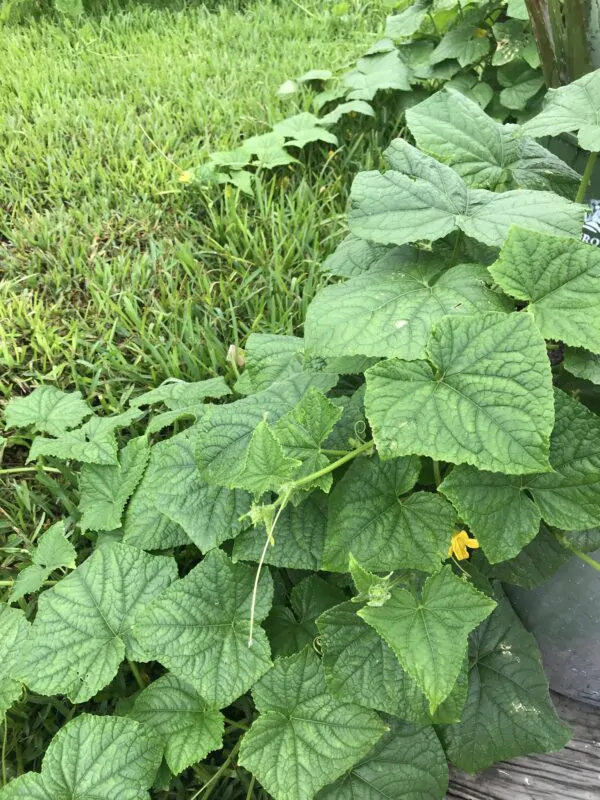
[447,693,600,799]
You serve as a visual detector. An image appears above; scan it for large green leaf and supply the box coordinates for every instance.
[243,334,305,392]
[349,140,584,248]
[239,648,386,800]
[323,456,456,572]
[265,576,346,656]
[490,227,600,352]
[135,549,273,708]
[440,597,570,771]
[79,436,150,532]
[406,89,579,193]
[359,567,496,711]
[365,312,554,474]
[21,543,177,702]
[196,373,336,488]
[0,605,29,720]
[317,601,431,723]
[138,429,250,552]
[28,409,143,466]
[317,720,448,800]
[385,1,429,41]
[321,235,393,279]
[4,386,91,436]
[441,389,600,561]
[305,260,510,361]
[130,674,224,775]
[0,714,161,800]
[233,492,327,569]
[563,347,600,384]
[521,68,600,150]
[343,51,411,101]
[9,521,77,603]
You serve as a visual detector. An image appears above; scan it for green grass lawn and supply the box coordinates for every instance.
[0,0,390,403]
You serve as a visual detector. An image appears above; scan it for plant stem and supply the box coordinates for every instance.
[127,660,146,690]
[0,466,61,476]
[0,580,57,587]
[1,719,7,787]
[576,151,598,204]
[246,775,256,800]
[556,534,600,572]
[190,738,241,800]
[292,440,374,491]
[432,460,442,487]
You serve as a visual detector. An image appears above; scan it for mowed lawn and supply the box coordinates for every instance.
[0,0,387,401]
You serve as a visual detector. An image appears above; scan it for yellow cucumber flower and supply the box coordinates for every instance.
[448,530,480,561]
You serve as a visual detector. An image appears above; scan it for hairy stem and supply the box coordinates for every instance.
[292,439,374,491]
[432,460,442,487]
[0,466,61,476]
[191,738,241,800]
[576,151,598,204]
[0,580,57,587]
[246,775,256,800]
[556,533,600,571]
[127,660,146,690]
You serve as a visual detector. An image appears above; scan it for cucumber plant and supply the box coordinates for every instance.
[2,77,600,799]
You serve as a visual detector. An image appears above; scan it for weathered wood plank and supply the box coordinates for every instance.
[447,693,600,799]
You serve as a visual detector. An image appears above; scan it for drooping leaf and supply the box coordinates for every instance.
[323,456,456,572]
[0,714,162,800]
[359,566,496,711]
[265,576,346,656]
[135,549,273,708]
[406,89,579,193]
[317,719,448,800]
[521,68,600,150]
[244,131,299,169]
[4,386,91,436]
[0,605,29,720]
[317,601,432,723]
[430,24,490,68]
[490,227,600,352]
[440,596,570,771]
[196,372,336,488]
[233,492,328,569]
[21,543,177,702]
[477,525,570,589]
[305,260,510,361]
[298,69,333,83]
[122,439,189,551]
[321,235,392,278]
[320,100,374,126]
[131,377,230,409]
[349,140,584,248]
[28,408,143,466]
[563,347,600,384]
[130,674,224,775]
[209,147,253,170]
[137,429,251,552]
[441,389,600,560]
[78,436,150,532]
[273,388,343,492]
[273,113,338,148]
[385,1,429,41]
[343,51,411,101]
[497,60,545,110]
[239,648,386,800]
[365,312,554,474]
[9,521,77,603]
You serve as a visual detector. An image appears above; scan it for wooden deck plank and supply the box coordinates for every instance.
[447,694,600,799]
